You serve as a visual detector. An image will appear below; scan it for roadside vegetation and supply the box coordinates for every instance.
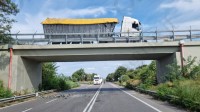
[39,62,79,91]
[106,56,200,111]
[71,68,96,83]
[0,80,13,99]
[40,63,96,91]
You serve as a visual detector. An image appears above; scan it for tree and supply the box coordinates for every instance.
[0,0,19,43]
[85,73,96,81]
[41,62,59,90]
[72,69,86,81]
[106,73,114,81]
[114,66,127,81]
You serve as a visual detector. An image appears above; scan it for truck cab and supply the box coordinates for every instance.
[120,16,141,37]
[93,75,102,85]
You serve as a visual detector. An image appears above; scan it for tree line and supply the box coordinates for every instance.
[40,63,96,91]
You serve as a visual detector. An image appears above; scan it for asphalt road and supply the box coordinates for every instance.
[0,83,186,112]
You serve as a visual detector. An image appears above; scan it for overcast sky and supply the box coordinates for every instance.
[11,0,200,77]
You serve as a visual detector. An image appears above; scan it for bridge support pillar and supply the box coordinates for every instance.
[156,52,180,83]
[0,51,42,92]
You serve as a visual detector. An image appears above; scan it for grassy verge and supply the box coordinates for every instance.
[124,78,200,111]
[78,81,93,85]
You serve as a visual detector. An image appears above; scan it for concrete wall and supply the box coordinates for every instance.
[15,57,42,92]
[0,50,42,92]
[0,51,10,88]
[183,46,200,62]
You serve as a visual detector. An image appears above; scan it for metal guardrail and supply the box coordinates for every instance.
[2,29,200,45]
[0,89,56,104]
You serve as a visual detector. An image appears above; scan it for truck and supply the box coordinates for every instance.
[41,16,141,44]
[93,75,103,85]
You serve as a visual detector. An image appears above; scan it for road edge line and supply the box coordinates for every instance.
[110,83,162,112]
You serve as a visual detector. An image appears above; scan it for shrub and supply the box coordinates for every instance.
[65,80,79,89]
[120,75,130,83]
[156,82,175,98]
[0,80,13,99]
[125,79,141,89]
[172,80,200,110]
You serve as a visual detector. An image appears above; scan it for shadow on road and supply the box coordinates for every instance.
[62,86,130,93]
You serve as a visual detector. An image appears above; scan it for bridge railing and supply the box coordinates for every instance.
[3,29,200,45]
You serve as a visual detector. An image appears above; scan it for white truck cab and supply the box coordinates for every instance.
[120,16,141,37]
[93,75,102,85]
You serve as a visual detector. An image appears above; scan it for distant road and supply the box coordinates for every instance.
[0,83,186,112]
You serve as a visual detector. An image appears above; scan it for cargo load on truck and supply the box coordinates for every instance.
[42,18,118,44]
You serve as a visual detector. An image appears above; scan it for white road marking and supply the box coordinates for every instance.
[45,99,57,104]
[110,83,162,112]
[83,84,103,112]
[21,108,32,112]
[87,84,102,112]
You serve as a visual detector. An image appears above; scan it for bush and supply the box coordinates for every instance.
[156,82,175,99]
[119,75,130,83]
[58,79,70,90]
[0,80,13,99]
[65,80,79,89]
[125,79,141,89]
[172,80,200,110]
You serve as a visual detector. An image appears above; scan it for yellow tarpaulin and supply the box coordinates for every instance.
[42,18,118,25]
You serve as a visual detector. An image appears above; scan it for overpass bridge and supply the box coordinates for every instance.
[1,41,200,92]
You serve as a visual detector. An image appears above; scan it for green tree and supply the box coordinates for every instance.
[106,73,114,81]
[120,75,130,83]
[41,62,59,90]
[0,0,19,43]
[85,73,96,81]
[72,69,86,81]
[114,66,127,81]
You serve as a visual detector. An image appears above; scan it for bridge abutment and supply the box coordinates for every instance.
[0,50,42,92]
[156,52,181,83]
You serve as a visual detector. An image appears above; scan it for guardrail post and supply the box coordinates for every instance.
[97,33,99,43]
[156,27,158,42]
[14,95,16,100]
[189,26,192,41]
[113,37,116,43]
[32,34,35,45]
[172,26,175,41]
[48,35,52,45]
[32,31,37,45]
[81,35,83,44]
[140,31,143,42]
[15,31,20,44]
[127,36,130,43]
[65,35,68,44]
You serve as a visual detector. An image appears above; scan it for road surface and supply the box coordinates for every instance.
[0,83,186,112]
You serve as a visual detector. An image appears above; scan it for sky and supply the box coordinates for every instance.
[11,0,200,77]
